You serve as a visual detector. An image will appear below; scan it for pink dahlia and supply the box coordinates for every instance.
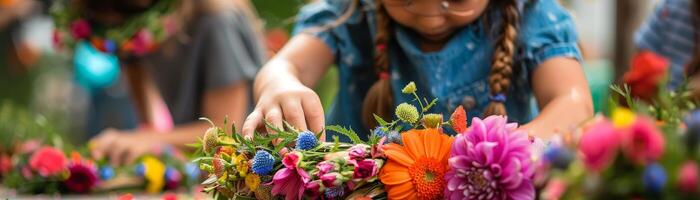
[579,119,620,171]
[444,116,535,200]
[621,117,665,165]
[272,152,310,200]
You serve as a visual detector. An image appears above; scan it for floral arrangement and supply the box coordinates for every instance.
[50,0,179,57]
[538,52,700,199]
[193,82,538,199]
[0,102,199,195]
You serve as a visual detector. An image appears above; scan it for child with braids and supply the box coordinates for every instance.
[242,0,593,139]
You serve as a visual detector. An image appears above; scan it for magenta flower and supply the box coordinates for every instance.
[70,19,91,39]
[348,159,378,180]
[63,163,99,193]
[621,117,665,165]
[444,116,535,200]
[304,180,322,199]
[272,152,310,200]
[678,161,698,193]
[348,145,367,160]
[579,119,620,171]
[316,161,334,177]
[131,29,154,56]
[321,172,342,187]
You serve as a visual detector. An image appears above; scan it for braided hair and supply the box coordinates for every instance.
[483,0,520,116]
[361,0,394,128]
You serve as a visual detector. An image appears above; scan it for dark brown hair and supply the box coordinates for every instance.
[360,0,521,128]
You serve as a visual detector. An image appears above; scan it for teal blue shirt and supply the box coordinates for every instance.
[294,0,582,140]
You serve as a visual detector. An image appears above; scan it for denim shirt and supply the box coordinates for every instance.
[294,0,581,140]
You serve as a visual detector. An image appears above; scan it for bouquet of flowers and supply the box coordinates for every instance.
[193,82,539,200]
[0,102,199,195]
[539,52,700,199]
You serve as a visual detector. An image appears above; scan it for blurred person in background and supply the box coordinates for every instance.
[61,0,267,166]
[635,0,700,99]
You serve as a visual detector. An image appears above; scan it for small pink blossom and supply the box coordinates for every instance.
[579,119,620,171]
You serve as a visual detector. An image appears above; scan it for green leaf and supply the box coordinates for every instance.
[283,121,299,133]
[326,125,364,144]
[331,136,340,152]
[424,98,439,112]
[373,114,389,126]
[264,120,286,134]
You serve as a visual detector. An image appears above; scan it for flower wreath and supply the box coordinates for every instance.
[50,0,179,57]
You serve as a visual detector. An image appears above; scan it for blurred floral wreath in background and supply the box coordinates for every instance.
[50,0,179,57]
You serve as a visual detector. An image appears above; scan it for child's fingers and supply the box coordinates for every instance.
[281,99,307,131]
[109,142,128,166]
[90,129,118,160]
[302,95,325,135]
[264,106,284,135]
[242,110,263,139]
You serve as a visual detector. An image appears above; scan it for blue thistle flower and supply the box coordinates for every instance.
[135,163,145,177]
[372,126,386,138]
[99,166,115,180]
[543,146,573,170]
[296,131,318,150]
[185,162,201,180]
[324,186,345,199]
[252,150,275,175]
[387,131,402,145]
[643,163,667,193]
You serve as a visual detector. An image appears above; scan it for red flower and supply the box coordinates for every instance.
[266,28,289,54]
[52,30,63,50]
[0,154,11,175]
[450,105,468,134]
[623,51,669,101]
[63,163,99,193]
[29,147,68,177]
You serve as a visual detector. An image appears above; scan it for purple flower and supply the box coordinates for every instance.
[444,116,535,200]
[316,161,335,177]
[63,163,99,193]
[348,145,367,160]
[165,167,182,190]
[70,19,91,39]
[272,152,310,200]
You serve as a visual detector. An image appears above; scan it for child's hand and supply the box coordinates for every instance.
[89,128,164,166]
[241,79,325,139]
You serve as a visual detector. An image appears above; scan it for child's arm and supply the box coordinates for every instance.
[521,57,594,139]
[241,34,335,137]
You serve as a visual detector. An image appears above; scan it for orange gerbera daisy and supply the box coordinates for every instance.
[379,129,453,200]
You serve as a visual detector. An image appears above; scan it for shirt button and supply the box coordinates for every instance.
[462,96,477,110]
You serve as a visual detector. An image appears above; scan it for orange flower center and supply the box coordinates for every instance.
[408,157,446,200]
